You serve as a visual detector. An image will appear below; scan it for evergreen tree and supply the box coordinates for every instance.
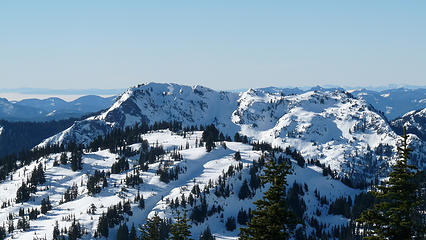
[68,218,82,240]
[234,151,242,161]
[7,220,14,234]
[97,213,109,238]
[356,128,425,239]
[0,226,5,240]
[28,207,40,220]
[202,124,219,152]
[53,221,60,240]
[129,223,137,240]
[117,223,129,240]
[139,195,145,209]
[238,180,251,200]
[140,212,163,240]
[71,149,83,171]
[237,208,249,225]
[234,132,241,142]
[239,157,295,239]
[169,210,192,240]
[16,181,31,203]
[17,216,30,231]
[225,216,236,231]
[200,227,215,240]
[60,152,68,164]
[41,198,48,214]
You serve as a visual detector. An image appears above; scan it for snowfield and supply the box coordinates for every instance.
[0,130,361,239]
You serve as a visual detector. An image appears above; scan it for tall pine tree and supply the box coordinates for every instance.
[140,212,163,240]
[239,157,295,239]
[356,127,425,239]
[169,210,192,240]
[169,210,191,240]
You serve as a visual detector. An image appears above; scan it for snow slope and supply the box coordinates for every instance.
[0,130,360,240]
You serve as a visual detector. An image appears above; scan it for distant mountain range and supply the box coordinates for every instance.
[0,95,116,122]
[350,88,426,120]
[0,87,124,95]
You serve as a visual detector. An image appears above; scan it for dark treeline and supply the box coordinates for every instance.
[0,108,106,158]
[0,118,77,157]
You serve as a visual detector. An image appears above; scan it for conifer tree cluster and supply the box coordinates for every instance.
[29,163,46,186]
[139,212,171,240]
[16,163,47,203]
[234,132,249,143]
[16,216,30,231]
[96,200,133,238]
[202,124,219,152]
[60,184,78,204]
[68,218,83,240]
[199,227,215,240]
[59,152,68,165]
[125,169,143,187]
[87,170,108,195]
[356,128,425,239]
[15,181,32,203]
[70,149,83,171]
[115,223,138,240]
[111,156,130,174]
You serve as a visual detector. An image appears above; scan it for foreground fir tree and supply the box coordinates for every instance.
[140,212,170,240]
[239,157,295,240]
[356,128,425,239]
[169,210,192,240]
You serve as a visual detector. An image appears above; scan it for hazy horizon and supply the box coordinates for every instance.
[1,82,425,101]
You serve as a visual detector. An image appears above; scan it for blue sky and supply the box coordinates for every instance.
[1,1,425,90]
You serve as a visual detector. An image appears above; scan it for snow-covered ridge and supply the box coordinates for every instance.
[40,83,426,179]
[41,83,240,147]
[391,108,426,142]
[233,88,426,179]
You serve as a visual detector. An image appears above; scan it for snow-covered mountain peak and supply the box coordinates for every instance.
[40,83,425,181]
[234,88,424,180]
[42,83,240,147]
